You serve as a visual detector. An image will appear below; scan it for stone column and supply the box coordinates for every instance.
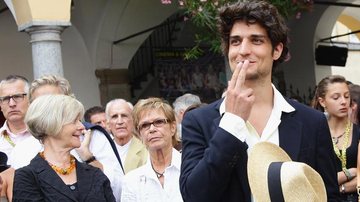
[26,26,65,79]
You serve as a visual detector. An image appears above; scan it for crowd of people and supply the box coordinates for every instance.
[1,0,360,201]
[157,56,227,104]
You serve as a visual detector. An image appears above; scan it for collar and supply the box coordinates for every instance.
[115,137,133,149]
[219,84,295,116]
[144,148,181,180]
[1,121,29,136]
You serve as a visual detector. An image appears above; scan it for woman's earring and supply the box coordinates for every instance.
[324,107,329,120]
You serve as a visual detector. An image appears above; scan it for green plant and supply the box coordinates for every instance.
[163,0,313,59]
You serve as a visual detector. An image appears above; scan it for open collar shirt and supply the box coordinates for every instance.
[121,148,182,202]
[0,121,31,158]
[219,84,295,153]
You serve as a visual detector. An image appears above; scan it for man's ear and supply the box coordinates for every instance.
[273,43,283,60]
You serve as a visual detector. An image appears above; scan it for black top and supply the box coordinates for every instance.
[336,124,360,169]
[67,182,79,200]
[337,124,360,198]
[13,154,115,202]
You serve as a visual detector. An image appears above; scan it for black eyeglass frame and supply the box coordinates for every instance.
[138,118,169,132]
[0,93,27,105]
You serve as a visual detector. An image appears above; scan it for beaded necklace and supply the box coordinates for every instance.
[39,151,76,175]
[331,120,351,169]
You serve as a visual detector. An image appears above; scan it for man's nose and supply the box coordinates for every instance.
[239,40,251,55]
[8,97,17,106]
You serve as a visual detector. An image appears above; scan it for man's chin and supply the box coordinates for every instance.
[7,116,24,123]
[114,133,130,139]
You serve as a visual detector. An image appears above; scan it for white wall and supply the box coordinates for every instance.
[331,51,360,84]
[314,1,360,85]
[0,0,178,109]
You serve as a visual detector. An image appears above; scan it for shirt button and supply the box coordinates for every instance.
[70,185,76,190]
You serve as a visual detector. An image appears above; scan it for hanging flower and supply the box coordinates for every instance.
[161,0,172,5]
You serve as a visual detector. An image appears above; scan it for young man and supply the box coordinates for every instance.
[84,106,108,130]
[179,1,339,201]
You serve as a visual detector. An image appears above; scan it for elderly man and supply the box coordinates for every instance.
[172,93,202,138]
[106,99,147,174]
[0,75,30,160]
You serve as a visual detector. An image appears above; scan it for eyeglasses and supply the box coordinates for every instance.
[0,93,27,105]
[138,118,169,132]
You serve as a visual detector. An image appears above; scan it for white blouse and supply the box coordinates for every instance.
[121,148,183,202]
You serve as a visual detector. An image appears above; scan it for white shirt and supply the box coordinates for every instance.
[9,129,124,202]
[219,84,295,153]
[0,121,31,158]
[121,148,183,202]
[115,138,132,166]
[219,85,295,202]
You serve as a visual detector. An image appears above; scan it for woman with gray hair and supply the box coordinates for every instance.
[13,94,115,201]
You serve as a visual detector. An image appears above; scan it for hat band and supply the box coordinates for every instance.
[268,162,285,202]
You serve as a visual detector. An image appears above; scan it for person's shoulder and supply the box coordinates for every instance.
[77,160,106,178]
[123,164,147,180]
[13,135,41,149]
[185,99,221,116]
[15,163,34,176]
[286,98,324,117]
[131,136,142,145]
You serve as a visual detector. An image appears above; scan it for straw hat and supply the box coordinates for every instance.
[247,142,327,202]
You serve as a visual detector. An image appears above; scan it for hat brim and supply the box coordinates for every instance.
[248,142,327,202]
[247,142,291,202]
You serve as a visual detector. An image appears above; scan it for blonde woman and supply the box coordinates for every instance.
[121,97,182,202]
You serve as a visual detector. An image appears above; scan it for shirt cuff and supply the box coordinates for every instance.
[219,112,248,142]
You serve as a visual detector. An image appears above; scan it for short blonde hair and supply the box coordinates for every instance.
[29,75,73,102]
[25,94,84,141]
[132,97,179,146]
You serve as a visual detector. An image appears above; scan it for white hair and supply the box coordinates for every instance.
[173,93,201,115]
[25,94,84,141]
[105,98,133,119]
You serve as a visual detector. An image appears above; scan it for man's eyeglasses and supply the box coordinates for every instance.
[0,93,27,105]
[138,118,169,132]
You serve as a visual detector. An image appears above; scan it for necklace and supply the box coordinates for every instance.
[3,131,15,147]
[39,151,76,175]
[331,120,351,169]
[331,132,345,144]
[151,162,165,178]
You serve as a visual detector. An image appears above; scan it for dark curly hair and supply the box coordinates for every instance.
[217,0,289,68]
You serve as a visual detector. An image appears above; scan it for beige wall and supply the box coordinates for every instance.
[0,0,178,109]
